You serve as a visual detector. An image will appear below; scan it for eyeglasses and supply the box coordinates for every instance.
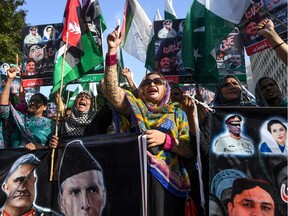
[141,78,165,87]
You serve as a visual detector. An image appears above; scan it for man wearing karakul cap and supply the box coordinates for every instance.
[1,154,49,216]
[214,115,254,154]
[58,141,106,216]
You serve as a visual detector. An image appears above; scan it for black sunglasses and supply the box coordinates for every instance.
[141,78,165,87]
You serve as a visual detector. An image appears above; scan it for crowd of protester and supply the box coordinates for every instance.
[0,18,287,216]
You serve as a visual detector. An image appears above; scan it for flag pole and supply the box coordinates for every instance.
[49,32,69,181]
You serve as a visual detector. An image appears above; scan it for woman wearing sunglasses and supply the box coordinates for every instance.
[104,26,193,215]
[0,66,55,149]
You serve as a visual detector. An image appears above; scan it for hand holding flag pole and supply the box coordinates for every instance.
[49,32,70,181]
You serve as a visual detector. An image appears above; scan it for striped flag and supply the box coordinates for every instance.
[52,0,104,93]
[182,0,251,84]
[145,9,162,71]
[121,0,152,63]
[82,0,107,32]
[164,0,177,20]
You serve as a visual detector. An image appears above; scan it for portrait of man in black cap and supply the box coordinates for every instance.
[58,141,106,216]
[213,115,254,154]
[0,154,49,216]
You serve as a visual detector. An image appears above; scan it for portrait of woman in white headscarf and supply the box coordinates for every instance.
[259,119,288,154]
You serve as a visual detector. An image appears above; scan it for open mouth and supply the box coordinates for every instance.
[78,100,87,107]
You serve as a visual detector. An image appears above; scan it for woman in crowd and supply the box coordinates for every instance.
[49,90,113,148]
[104,26,193,215]
[255,77,287,107]
[260,119,287,154]
[211,75,256,107]
[0,66,55,149]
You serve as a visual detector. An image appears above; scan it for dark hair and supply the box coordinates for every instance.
[32,93,48,106]
[258,77,278,90]
[244,19,257,29]
[230,178,275,203]
[267,119,287,133]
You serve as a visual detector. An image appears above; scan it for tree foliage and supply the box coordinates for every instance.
[0,0,27,63]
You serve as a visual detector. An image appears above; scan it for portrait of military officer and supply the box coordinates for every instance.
[213,115,254,154]
[58,141,106,216]
[0,154,49,216]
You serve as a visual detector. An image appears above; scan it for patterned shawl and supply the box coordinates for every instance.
[124,85,191,197]
[64,106,97,136]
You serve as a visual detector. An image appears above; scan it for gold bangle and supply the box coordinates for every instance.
[272,42,285,50]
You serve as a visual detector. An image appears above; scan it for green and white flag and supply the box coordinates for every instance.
[121,0,152,63]
[164,0,177,20]
[182,0,250,84]
[145,9,162,71]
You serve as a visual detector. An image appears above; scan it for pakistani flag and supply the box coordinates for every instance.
[82,0,107,32]
[121,0,152,63]
[182,0,251,84]
[145,9,162,71]
[52,0,104,93]
[164,0,177,20]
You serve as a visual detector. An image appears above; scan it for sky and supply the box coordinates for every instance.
[21,0,193,96]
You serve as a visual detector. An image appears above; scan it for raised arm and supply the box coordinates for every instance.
[122,67,138,92]
[104,26,129,115]
[0,66,20,105]
[257,19,288,65]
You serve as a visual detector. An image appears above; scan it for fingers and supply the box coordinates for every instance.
[49,135,59,149]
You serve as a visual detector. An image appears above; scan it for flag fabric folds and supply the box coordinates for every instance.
[52,0,104,93]
[164,0,177,20]
[145,9,162,71]
[121,0,152,63]
[182,0,251,84]
[82,0,107,32]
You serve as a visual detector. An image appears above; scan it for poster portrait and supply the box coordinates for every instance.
[154,19,193,84]
[0,133,144,215]
[209,107,287,216]
[216,29,246,82]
